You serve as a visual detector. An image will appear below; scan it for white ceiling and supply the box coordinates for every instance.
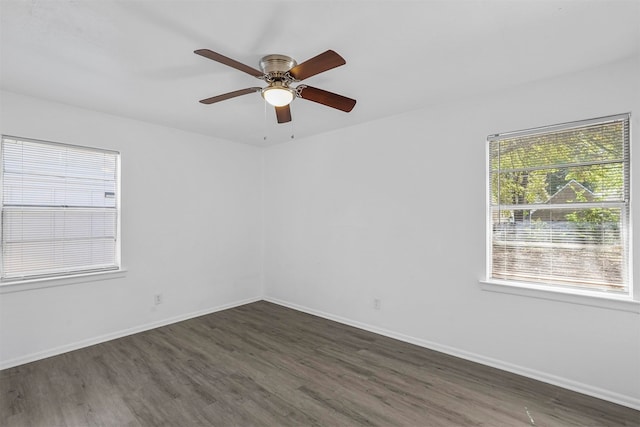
[1,0,639,146]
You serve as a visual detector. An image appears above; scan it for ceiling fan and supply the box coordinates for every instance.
[194,49,356,123]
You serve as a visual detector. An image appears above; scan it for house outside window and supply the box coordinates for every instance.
[486,113,631,298]
[1,136,121,282]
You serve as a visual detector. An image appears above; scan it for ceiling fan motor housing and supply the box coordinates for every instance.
[259,54,297,77]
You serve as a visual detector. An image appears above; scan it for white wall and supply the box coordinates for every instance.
[0,91,263,367]
[263,56,640,408]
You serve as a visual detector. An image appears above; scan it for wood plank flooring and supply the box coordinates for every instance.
[1,301,638,426]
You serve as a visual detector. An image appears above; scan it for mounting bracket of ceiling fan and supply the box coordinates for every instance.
[194,48,356,124]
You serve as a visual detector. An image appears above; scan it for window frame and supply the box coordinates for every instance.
[482,114,638,312]
[0,135,123,288]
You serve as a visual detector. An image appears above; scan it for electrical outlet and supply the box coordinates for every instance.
[374,298,381,310]
[154,294,163,305]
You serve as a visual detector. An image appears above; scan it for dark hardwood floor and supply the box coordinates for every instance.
[1,301,638,426]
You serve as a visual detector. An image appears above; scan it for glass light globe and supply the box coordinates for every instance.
[262,86,294,107]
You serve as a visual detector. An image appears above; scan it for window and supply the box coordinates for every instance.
[487,114,631,297]
[1,136,120,282]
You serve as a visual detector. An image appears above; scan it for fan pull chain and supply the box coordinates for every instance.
[263,98,268,141]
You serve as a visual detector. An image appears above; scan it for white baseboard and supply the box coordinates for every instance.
[264,296,640,411]
[0,296,262,371]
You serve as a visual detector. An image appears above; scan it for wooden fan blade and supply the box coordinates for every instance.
[195,49,263,77]
[275,105,292,123]
[288,50,346,81]
[297,86,356,112]
[199,87,261,104]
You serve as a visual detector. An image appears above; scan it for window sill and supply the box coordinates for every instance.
[479,279,640,314]
[0,269,128,294]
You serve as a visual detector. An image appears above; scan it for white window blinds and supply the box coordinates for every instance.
[488,114,630,294]
[1,136,120,281]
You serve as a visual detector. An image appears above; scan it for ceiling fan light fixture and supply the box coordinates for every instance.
[195,48,356,124]
[262,83,295,107]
